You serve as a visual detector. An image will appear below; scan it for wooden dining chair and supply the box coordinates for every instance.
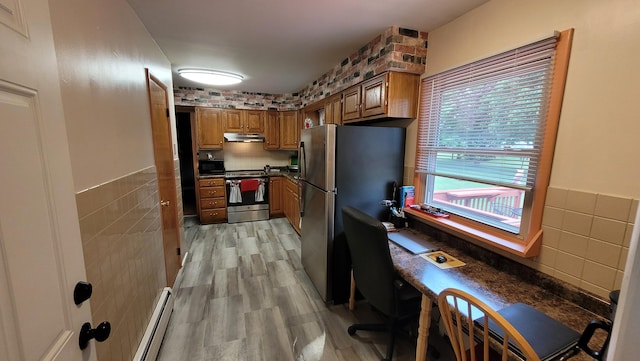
[438,288,541,361]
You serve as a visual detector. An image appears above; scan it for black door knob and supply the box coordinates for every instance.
[79,321,111,350]
[73,281,93,305]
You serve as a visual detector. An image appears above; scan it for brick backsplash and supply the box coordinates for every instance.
[174,26,427,110]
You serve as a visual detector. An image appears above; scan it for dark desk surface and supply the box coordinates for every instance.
[388,229,608,361]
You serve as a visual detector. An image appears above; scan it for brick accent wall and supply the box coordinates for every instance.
[174,26,427,110]
[172,89,302,111]
[301,26,427,105]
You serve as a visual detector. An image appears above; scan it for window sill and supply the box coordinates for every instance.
[404,208,542,258]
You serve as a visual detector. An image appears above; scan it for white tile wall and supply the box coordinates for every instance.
[76,166,167,361]
[539,187,637,298]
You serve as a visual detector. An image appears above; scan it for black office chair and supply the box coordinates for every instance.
[342,206,437,361]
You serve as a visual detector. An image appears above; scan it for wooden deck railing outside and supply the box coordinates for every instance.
[433,187,524,224]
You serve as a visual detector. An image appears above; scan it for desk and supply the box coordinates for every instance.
[354,229,606,361]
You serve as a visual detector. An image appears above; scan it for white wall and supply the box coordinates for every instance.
[407,0,640,198]
[47,1,177,359]
[49,0,176,192]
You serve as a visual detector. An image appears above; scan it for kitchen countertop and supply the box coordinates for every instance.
[197,174,225,179]
[389,228,609,360]
[266,170,299,182]
[197,171,299,184]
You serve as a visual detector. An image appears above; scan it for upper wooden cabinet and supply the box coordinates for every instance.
[342,71,420,123]
[298,109,304,146]
[223,109,244,132]
[196,107,224,149]
[324,94,342,125]
[303,93,342,127]
[245,110,266,133]
[223,109,265,133]
[280,110,298,150]
[342,86,361,122]
[303,101,323,127]
[264,111,280,149]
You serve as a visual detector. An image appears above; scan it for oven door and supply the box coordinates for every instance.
[226,178,269,206]
[226,178,270,223]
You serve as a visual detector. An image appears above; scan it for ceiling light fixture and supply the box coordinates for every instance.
[177,68,244,86]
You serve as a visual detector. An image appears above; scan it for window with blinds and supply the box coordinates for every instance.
[416,35,560,235]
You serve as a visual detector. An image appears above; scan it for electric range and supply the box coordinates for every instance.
[224,170,269,223]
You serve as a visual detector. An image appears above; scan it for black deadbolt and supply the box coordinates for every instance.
[73,281,93,305]
[79,321,111,350]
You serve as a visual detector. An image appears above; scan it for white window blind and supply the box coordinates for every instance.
[416,36,559,191]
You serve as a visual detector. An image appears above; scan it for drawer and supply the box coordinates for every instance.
[200,198,226,210]
[285,178,298,194]
[200,186,225,198]
[199,178,225,187]
[200,208,227,224]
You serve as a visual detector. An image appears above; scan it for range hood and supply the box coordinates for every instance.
[223,132,265,143]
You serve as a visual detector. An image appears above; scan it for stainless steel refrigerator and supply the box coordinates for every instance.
[299,124,405,303]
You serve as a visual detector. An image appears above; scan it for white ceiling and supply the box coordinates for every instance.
[127,0,488,94]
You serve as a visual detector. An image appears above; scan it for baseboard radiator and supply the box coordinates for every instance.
[133,287,174,361]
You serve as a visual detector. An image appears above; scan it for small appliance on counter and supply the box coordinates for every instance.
[288,156,299,172]
[198,158,225,176]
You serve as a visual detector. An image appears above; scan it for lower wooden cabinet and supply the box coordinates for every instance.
[200,208,227,224]
[284,177,301,234]
[198,177,227,224]
[269,176,284,216]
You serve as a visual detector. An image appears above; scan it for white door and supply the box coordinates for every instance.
[0,0,96,360]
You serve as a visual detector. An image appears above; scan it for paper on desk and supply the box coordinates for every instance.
[420,251,465,269]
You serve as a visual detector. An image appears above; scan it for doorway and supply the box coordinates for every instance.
[176,106,197,217]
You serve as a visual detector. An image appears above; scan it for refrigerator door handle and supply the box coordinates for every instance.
[298,181,304,218]
[299,141,306,180]
[299,140,305,217]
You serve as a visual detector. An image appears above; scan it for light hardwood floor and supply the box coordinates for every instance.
[156,217,451,361]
